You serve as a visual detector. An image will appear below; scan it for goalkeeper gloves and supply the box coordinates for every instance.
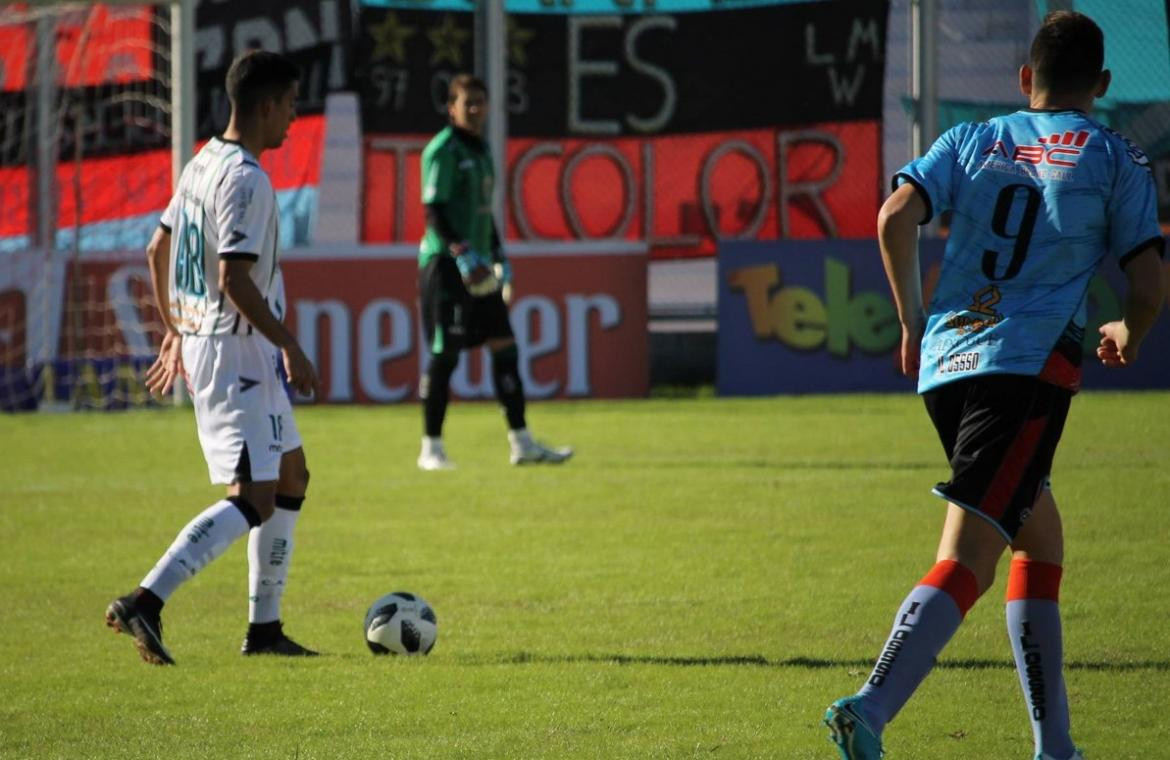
[454,248,499,296]
[493,260,513,304]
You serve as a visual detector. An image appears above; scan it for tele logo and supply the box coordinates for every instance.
[727,257,899,356]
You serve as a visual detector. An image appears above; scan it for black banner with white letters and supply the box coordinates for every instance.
[355,2,887,136]
[196,0,353,138]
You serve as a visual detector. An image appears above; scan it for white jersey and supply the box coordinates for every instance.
[160,137,281,336]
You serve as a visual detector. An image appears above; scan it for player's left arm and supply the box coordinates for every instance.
[881,124,965,379]
[217,168,321,399]
[1097,246,1164,367]
[878,183,929,379]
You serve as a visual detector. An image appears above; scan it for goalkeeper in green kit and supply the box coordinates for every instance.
[415,73,572,471]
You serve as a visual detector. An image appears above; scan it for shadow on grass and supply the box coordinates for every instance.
[463,653,1170,672]
[613,460,941,471]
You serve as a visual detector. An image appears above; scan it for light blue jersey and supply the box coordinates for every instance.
[897,109,1163,393]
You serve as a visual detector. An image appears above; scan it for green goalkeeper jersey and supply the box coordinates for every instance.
[419,126,495,267]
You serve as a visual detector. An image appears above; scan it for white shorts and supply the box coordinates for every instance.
[183,334,303,485]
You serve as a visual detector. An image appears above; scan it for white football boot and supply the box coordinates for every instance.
[417,436,455,471]
[508,429,573,465]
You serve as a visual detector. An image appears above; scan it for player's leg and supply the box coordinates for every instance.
[826,377,1059,758]
[242,404,318,656]
[420,348,459,469]
[417,257,461,470]
[105,484,264,666]
[1006,458,1079,756]
[106,336,277,665]
[487,335,526,431]
[826,504,1000,754]
[478,294,572,465]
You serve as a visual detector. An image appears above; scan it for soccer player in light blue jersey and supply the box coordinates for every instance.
[824,12,1164,760]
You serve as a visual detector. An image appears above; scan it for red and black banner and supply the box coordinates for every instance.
[0,7,167,166]
[0,0,351,236]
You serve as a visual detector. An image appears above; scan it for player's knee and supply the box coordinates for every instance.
[279,466,309,496]
[491,343,523,389]
[421,351,458,400]
[937,551,999,596]
[427,350,459,380]
[958,557,997,597]
[233,482,277,522]
[278,450,309,495]
[243,492,275,522]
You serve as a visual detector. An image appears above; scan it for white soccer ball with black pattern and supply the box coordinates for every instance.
[364,592,438,655]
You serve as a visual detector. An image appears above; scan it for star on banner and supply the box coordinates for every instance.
[506,18,536,67]
[369,11,416,65]
[428,14,470,68]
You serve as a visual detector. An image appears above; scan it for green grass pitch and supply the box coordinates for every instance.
[1,392,1167,758]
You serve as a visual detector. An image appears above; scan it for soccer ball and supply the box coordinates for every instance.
[364,591,438,655]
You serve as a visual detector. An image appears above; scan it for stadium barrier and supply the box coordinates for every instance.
[717,239,1170,395]
[0,243,648,411]
[280,243,649,403]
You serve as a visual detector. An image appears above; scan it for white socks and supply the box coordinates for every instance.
[247,505,300,624]
[141,498,256,602]
[508,428,533,450]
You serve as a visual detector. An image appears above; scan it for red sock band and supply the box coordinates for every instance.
[919,559,979,618]
[1006,559,1062,602]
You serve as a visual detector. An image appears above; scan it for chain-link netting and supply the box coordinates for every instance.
[0,3,171,411]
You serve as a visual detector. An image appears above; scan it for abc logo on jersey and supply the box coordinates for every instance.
[982,130,1091,168]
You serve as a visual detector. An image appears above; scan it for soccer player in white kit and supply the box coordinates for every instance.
[105,50,321,665]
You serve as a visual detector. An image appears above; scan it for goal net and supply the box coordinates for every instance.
[0,2,172,412]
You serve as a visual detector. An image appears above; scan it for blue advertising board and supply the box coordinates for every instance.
[717,239,1170,395]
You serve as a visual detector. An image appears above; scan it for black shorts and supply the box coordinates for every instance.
[923,375,1072,542]
[419,254,513,354]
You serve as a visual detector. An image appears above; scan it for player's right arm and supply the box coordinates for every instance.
[1097,131,1167,368]
[878,183,929,379]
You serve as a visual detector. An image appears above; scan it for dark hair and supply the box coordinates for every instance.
[447,74,487,104]
[1029,11,1104,95]
[225,49,300,116]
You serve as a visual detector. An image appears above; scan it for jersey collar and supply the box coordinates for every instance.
[450,125,486,151]
[1022,107,1087,114]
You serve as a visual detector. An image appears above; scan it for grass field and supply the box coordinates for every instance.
[1,392,1168,759]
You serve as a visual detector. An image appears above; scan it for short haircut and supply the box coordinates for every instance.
[448,74,487,104]
[225,49,301,116]
[1029,11,1104,95]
